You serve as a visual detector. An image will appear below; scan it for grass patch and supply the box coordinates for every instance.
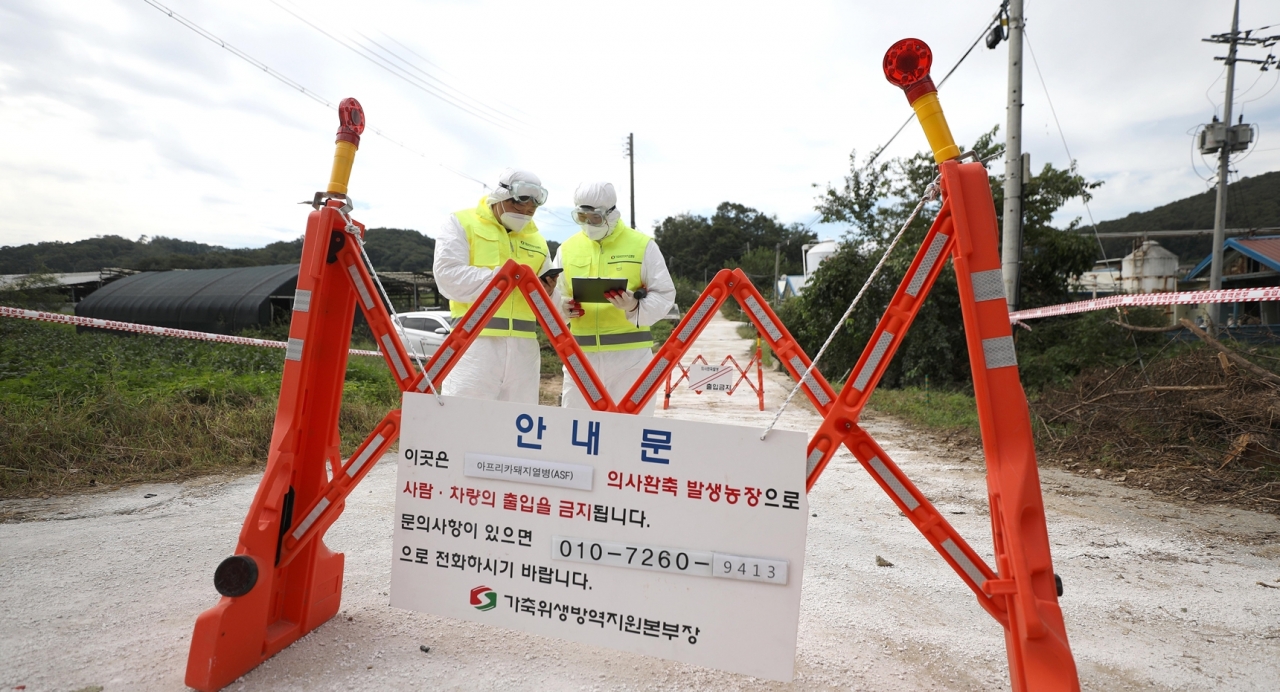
[720,299,746,322]
[0,318,399,497]
[866,386,980,439]
[734,323,774,367]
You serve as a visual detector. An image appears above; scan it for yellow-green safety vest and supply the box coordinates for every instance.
[560,222,653,352]
[448,197,550,339]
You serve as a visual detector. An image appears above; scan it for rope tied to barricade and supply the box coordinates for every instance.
[760,177,941,440]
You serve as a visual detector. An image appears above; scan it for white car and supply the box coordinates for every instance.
[394,310,455,358]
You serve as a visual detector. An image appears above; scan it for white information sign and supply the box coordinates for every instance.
[392,394,809,682]
[688,364,733,393]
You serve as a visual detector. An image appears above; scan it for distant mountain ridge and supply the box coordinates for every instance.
[0,228,434,274]
[1092,170,1280,262]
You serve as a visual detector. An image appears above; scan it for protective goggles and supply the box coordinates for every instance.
[499,181,548,206]
[571,205,616,226]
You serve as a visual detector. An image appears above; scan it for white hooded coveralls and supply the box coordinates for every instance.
[433,172,557,404]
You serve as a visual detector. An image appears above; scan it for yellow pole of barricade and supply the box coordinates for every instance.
[882,39,960,163]
[328,98,366,195]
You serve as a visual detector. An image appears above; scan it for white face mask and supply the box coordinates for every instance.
[582,223,611,241]
[500,211,532,232]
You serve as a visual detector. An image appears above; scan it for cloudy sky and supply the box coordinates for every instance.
[1,0,1278,250]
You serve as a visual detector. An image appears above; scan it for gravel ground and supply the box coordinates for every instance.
[2,312,1278,691]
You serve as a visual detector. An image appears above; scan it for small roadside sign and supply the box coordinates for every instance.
[687,364,733,393]
[392,394,808,682]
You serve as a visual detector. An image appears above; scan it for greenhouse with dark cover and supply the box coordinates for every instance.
[74,264,299,334]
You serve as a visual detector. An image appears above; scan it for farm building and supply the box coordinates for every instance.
[1184,235,1280,326]
[74,264,299,334]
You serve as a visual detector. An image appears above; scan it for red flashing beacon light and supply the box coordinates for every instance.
[882,38,959,162]
[336,97,365,147]
[328,97,364,195]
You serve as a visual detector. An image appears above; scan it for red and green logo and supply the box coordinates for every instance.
[469,585,497,611]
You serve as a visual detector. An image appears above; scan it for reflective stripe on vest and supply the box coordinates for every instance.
[448,197,549,339]
[560,223,654,353]
[574,330,653,347]
[488,317,538,333]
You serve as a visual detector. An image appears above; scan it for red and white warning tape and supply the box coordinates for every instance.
[1007,287,1280,322]
[0,306,383,357]
[7,285,1276,353]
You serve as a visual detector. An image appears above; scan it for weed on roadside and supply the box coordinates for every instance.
[0,319,399,497]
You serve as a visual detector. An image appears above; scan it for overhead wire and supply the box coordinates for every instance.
[1023,27,1106,261]
[271,1,622,155]
[1204,65,1228,118]
[267,0,526,134]
[352,28,533,128]
[1024,28,1155,379]
[375,31,539,123]
[140,0,490,190]
[142,0,333,112]
[1238,62,1280,112]
[1233,60,1273,104]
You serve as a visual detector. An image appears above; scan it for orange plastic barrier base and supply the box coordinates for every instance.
[185,202,362,691]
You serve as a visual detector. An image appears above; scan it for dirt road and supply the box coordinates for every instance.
[2,312,1278,690]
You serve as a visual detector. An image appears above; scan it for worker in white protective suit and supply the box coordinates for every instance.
[433,168,558,403]
[553,182,676,415]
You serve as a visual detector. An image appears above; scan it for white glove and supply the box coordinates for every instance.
[562,297,584,319]
[605,289,639,313]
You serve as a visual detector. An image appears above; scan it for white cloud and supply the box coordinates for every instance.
[1,0,1277,251]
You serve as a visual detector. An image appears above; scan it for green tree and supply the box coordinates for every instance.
[780,126,1101,389]
[0,228,434,274]
[996,162,1101,309]
[361,228,434,272]
[653,203,815,286]
[0,270,64,311]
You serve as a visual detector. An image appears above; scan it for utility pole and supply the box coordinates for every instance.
[1201,1,1276,325]
[1209,1,1241,323]
[626,133,636,229]
[1000,0,1024,312]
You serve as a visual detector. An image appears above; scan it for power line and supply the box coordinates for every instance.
[1238,64,1280,107]
[868,3,1007,163]
[352,29,532,128]
[267,0,526,134]
[1023,27,1108,261]
[374,30,538,123]
[141,0,335,111]
[269,2,621,155]
[140,0,488,190]
[1203,65,1229,117]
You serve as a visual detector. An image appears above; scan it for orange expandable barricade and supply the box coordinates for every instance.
[187,41,1080,687]
[662,347,765,411]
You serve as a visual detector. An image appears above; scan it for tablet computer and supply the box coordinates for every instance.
[571,277,629,303]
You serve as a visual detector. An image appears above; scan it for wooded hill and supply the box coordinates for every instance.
[1091,170,1280,262]
[0,228,434,274]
